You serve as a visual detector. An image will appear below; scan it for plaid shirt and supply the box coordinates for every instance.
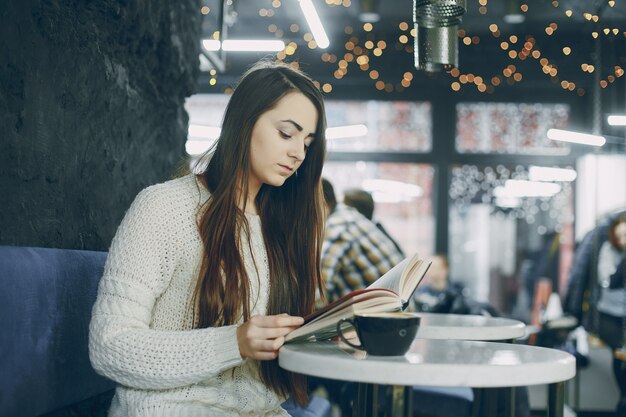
[321,204,405,303]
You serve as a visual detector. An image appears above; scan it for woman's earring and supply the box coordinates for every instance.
[295,169,298,178]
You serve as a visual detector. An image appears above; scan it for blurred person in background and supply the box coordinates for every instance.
[320,179,404,303]
[597,215,626,416]
[343,188,405,257]
[413,254,498,316]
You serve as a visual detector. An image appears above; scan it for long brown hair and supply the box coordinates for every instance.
[193,61,326,405]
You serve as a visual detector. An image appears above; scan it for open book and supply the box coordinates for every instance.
[285,252,432,343]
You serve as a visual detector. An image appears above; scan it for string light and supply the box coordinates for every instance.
[202,3,624,95]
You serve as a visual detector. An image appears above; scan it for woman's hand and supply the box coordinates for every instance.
[236,313,304,360]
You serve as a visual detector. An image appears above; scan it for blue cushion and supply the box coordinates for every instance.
[0,246,114,417]
[282,396,332,417]
[413,386,474,417]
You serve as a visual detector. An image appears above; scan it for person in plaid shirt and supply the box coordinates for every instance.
[321,178,405,303]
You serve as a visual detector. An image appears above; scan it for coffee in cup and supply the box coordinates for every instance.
[336,312,420,356]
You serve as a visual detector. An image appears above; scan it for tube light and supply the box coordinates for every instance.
[188,125,221,139]
[202,39,285,52]
[299,0,330,49]
[503,0,525,25]
[325,124,368,139]
[362,179,423,203]
[494,180,561,198]
[199,54,213,72]
[186,125,221,156]
[528,166,577,182]
[608,115,626,126]
[202,39,221,51]
[495,196,521,208]
[547,128,606,146]
[222,40,285,52]
[186,140,217,155]
[503,14,525,24]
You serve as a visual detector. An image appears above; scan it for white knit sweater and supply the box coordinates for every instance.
[89,175,289,417]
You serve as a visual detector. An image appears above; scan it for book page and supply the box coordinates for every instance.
[366,253,431,301]
[399,257,431,300]
[365,257,409,294]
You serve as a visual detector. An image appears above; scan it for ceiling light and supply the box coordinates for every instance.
[359,0,381,23]
[359,12,380,23]
[202,39,285,52]
[186,125,220,156]
[299,0,330,49]
[503,0,525,24]
[186,140,216,156]
[494,180,561,198]
[503,14,525,24]
[188,125,221,139]
[202,40,221,51]
[199,54,213,71]
[547,128,606,146]
[528,166,577,182]
[325,124,368,139]
[413,0,467,72]
[608,114,626,126]
[362,179,423,203]
[495,196,522,208]
[222,40,285,52]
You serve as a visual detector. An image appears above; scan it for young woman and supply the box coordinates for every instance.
[89,61,327,417]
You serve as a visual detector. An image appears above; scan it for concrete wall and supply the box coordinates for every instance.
[0,0,201,250]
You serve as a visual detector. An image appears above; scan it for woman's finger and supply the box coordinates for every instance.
[249,336,285,352]
[251,314,304,328]
[247,325,296,339]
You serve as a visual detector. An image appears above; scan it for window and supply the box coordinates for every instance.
[448,163,575,318]
[456,103,571,154]
[325,100,432,152]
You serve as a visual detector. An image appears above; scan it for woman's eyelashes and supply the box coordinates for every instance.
[278,130,292,139]
[279,129,312,153]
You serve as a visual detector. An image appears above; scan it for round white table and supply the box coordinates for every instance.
[414,312,526,341]
[411,312,528,416]
[280,338,575,417]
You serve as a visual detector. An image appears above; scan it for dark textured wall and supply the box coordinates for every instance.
[0,0,201,251]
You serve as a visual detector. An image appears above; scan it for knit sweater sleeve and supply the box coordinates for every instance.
[89,185,244,390]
